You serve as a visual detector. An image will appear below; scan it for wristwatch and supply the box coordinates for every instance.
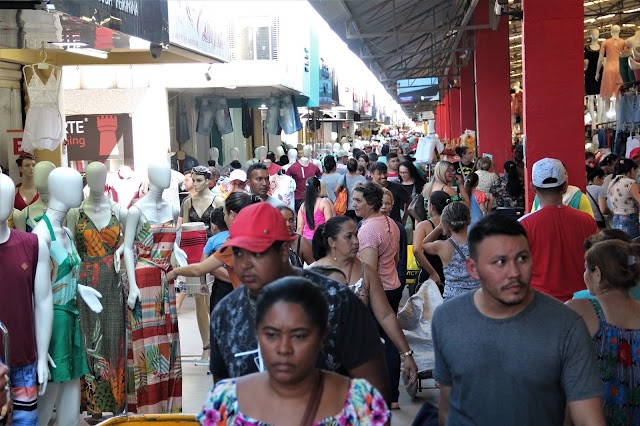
[400,350,414,358]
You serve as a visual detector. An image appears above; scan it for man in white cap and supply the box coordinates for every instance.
[519,158,598,302]
[336,149,349,174]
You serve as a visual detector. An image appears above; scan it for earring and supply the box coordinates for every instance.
[332,249,337,261]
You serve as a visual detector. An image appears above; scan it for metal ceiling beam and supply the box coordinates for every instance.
[347,24,492,39]
[380,74,460,81]
[443,0,481,76]
[361,47,469,59]
[346,0,394,26]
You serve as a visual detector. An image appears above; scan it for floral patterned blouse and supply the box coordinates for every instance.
[197,377,390,426]
[607,176,638,215]
[489,175,524,208]
[589,299,640,425]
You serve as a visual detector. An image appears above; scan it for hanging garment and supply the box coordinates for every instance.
[585,47,602,96]
[126,216,182,414]
[22,65,65,152]
[241,97,253,139]
[268,174,296,210]
[44,215,88,383]
[600,38,627,100]
[175,96,190,145]
[75,207,126,416]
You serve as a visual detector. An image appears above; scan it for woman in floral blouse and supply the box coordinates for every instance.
[566,239,640,425]
[197,277,390,426]
[489,160,524,209]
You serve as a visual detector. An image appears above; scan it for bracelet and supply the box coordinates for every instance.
[400,350,414,358]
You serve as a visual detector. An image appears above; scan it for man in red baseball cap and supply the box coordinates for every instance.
[209,202,390,402]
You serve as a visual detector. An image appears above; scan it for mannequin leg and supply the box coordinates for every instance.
[37,383,59,426]
[194,294,210,359]
[55,379,81,426]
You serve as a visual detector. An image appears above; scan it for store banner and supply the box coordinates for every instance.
[65,114,133,162]
[168,1,230,62]
[51,0,169,44]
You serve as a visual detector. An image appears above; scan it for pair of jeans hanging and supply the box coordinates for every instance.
[196,96,233,136]
[265,95,303,135]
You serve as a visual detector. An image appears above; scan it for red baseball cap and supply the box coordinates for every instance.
[630,147,640,160]
[220,202,296,253]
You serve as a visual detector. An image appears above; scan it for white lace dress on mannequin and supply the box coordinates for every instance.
[22,65,65,152]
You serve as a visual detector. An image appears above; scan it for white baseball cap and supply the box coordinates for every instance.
[229,169,247,182]
[532,158,566,188]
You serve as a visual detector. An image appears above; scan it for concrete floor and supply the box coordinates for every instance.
[65,293,438,425]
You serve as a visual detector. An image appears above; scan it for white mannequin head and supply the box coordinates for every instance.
[332,142,341,153]
[302,145,312,159]
[589,28,600,42]
[276,146,285,158]
[512,81,522,92]
[612,25,621,38]
[209,147,219,163]
[48,167,83,212]
[324,143,333,151]
[287,148,298,164]
[0,174,15,222]
[254,147,261,160]
[34,161,56,194]
[257,146,268,161]
[342,142,352,153]
[148,163,171,192]
[85,162,107,194]
[230,147,240,161]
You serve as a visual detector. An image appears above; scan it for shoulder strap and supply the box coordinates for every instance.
[448,237,467,259]
[300,372,325,426]
[568,191,582,209]
[589,298,606,324]
[41,215,56,241]
[427,219,435,228]
[586,188,604,217]
[296,234,302,258]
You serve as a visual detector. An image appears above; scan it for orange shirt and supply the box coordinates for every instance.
[214,249,242,288]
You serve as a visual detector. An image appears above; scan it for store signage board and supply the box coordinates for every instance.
[65,114,133,163]
[397,77,440,104]
[51,0,169,44]
[168,1,230,62]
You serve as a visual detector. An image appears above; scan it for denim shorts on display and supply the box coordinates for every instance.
[196,97,233,136]
[265,95,302,135]
[617,95,640,133]
[10,363,38,425]
[613,213,640,240]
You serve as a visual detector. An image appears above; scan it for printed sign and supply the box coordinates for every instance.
[65,114,133,162]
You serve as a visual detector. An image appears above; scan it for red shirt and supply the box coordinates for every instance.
[519,205,598,302]
[0,230,38,367]
[286,162,322,200]
[267,162,282,176]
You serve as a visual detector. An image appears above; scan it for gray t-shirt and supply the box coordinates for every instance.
[586,184,605,222]
[320,172,344,203]
[432,290,602,426]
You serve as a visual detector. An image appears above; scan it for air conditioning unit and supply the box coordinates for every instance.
[0,0,48,10]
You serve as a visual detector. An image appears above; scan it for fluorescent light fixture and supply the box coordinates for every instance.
[624,7,640,13]
[49,41,88,48]
[623,24,637,27]
[509,34,522,40]
[66,48,108,59]
[596,14,615,20]
[584,0,611,6]
[584,18,596,24]
[510,44,522,49]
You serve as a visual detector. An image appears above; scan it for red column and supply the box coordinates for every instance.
[459,54,476,132]
[449,85,462,138]
[473,0,511,172]
[522,0,584,207]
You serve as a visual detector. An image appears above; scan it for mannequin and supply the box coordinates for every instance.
[209,147,220,167]
[302,145,322,170]
[285,149,322,211]
[511,82,524,134]
[122,162,186,414]
[282,148,299,171]
[177,165,213,360]
[66,162,127,419]
[597,25,627,100]
[14,153,39,211]
[245,147,261,169]
[13,161,55,232]
[0,174,52,425]
[627,29,640,83]
[332,142,341,153]
[257,146,268,162]
[35,167,103,426]
[585,28,602,96]
[170,149,198,174]
[276,146,285,161]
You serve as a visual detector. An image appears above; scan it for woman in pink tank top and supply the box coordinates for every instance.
[297,177,335,241]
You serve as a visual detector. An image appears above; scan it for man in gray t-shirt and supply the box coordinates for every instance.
[432,214,605,426]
